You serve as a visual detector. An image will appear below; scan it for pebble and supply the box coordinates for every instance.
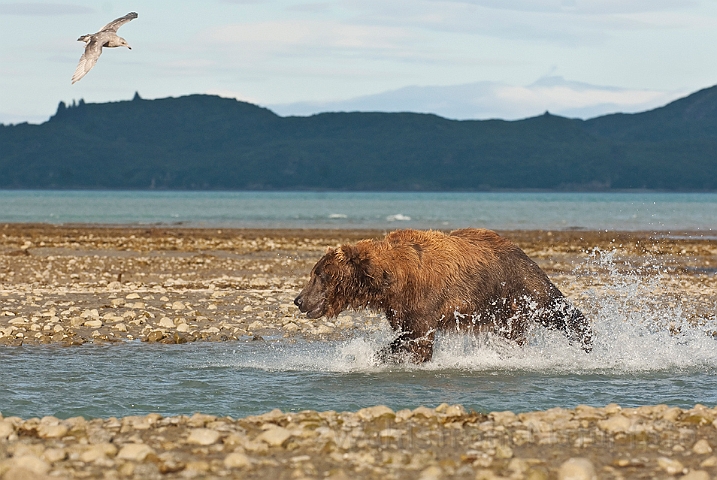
[693,439,713,454]
[117,443,155,462]
[0,421,15,439]
[37,423,68,439]
[224,452,252,469]
[557,458,596,480]
[186,428,221,446]
[657,457,685,475]
[418,465,443,480]
[0,403,714,479]
[158,317,175,328]
[683,471,711,480]
[596,414,631,433]
[80,443,117,463]
[2,228,717,478]
[256,426,292,447]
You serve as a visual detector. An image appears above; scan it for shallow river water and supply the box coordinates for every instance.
[2,311,716,420]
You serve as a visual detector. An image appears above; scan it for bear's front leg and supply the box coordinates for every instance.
[376,328,436,364]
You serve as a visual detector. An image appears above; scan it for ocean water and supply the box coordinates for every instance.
[0,190,716,231]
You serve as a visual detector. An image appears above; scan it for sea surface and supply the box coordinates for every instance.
[0,190,716,231]
[1,190,716,419]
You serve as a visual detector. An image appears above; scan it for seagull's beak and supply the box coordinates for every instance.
[127,45,132,50]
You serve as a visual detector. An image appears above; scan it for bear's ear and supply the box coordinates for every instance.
[336,244,360,264]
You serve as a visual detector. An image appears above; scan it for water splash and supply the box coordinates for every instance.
[229,250,717,374]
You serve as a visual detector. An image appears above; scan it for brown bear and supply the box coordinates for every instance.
[294,228,592,363]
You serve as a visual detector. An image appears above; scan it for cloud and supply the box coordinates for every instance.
[0,3,94,15]
[339,0,703,46]
[206,19,430,62]
[220,0,273,4]
[268,76,685,120]
[430,0,697,15]
[287,3,332,13]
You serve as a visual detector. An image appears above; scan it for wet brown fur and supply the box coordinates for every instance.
[295,228,592,362]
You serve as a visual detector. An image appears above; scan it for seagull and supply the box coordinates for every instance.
[72,12,138,84]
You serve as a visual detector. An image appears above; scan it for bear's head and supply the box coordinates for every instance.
[294,243,388,319]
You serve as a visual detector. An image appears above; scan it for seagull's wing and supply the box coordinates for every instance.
[100,12,138,33]
[71,38,103,84]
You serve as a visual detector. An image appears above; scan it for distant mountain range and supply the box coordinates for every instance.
[1,86,717,191]
[270,76,679,120]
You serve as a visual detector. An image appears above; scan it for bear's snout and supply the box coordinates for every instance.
[294,286,326,319]
[294,295,304,310]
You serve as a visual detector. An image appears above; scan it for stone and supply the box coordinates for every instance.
[657,457,684,475]
[147,330,165,342]
[693,439,713,455]
[700,456,717,468]
[171,301,185,310]
[682,471,710,480]
[597,415,631,434]
[257,426,292,447]
[158,317,175,328]
[490,411,518,425]
[42,448,67,463]
[557,458,596,480]
[0,420,15,438]
[495,444,514,459]
[411,406,437,419]
[185,460,210,472]
[186,428,221,446]
[315,324,334,335]
[378,428,402,440]
[10,455,50,474]
[248,320,264,331]
[1,467,54,480]
[357,405,395,422]
[176,323,189,332]
[80,443,118,463]
[37,423,68,439]
[117,443,155,461]
[83,319,103,328]
[661,407,682,421]
[418,465,443,480]
[188,413,216,427]
[224,452,252,468]
[443,404,467,417]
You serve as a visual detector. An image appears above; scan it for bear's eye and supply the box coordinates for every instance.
[314,266,328,281]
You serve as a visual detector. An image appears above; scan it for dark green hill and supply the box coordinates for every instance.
[1,88,716,190]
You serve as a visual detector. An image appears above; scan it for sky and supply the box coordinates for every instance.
[2,0,717,124]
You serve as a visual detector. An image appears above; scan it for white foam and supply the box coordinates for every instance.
[228,250,717,374]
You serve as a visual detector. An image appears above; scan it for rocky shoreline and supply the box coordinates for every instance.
[1,225,715,346]
[1,224,717,479]
[2,403,717,479]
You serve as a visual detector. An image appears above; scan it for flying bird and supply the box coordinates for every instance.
[72,12,138,84]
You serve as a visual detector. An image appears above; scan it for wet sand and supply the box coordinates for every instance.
[1,224,717,479]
